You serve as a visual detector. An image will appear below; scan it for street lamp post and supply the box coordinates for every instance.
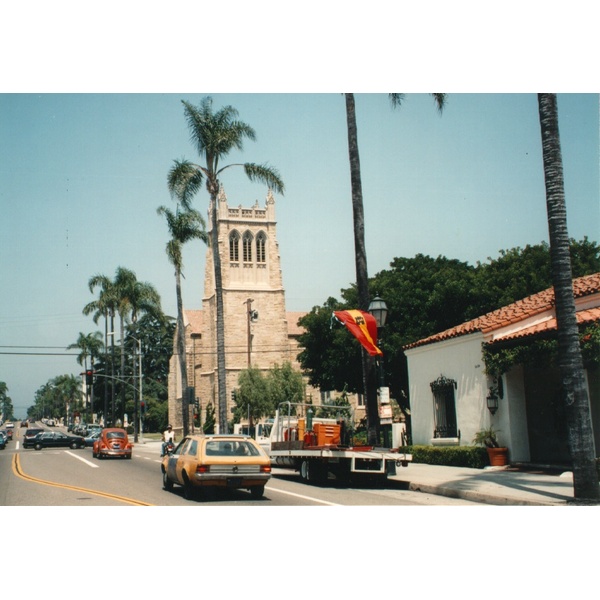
[129,335,143,444]
[368,296,390,447]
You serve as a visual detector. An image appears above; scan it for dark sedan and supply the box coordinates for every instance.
[23,428,45,448]
[32,431,86,450]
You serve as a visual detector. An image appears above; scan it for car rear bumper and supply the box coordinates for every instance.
[193,473,271,488]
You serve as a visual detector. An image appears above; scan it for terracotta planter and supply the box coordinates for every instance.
[487,447,508,467]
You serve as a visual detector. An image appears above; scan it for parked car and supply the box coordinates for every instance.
[84,430,102,447]
[32,431,86,450]
[84,423,103,436]
[1,429,12,441]
[23,428,45,448]
[92,428,132,459]
[161,434,271,500]
[0,432,6,450]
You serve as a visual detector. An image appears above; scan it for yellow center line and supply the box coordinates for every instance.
[12,453,153,506]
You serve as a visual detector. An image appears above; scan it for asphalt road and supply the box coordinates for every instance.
[0,425,481,507]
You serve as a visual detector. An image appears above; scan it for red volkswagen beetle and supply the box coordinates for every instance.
[92,428,133,459]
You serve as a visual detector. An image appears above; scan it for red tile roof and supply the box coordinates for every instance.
[404,272,600,350]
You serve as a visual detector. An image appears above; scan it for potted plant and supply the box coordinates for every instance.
[472,426,509,467]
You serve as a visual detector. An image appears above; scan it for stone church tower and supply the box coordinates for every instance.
[167,186,309,433]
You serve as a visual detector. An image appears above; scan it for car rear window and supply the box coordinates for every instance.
[106,431,126,440]
[205,440,261,456]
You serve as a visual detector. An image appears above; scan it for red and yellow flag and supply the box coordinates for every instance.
[333,310,383,356]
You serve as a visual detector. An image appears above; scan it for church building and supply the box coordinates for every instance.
[167,187,329,433]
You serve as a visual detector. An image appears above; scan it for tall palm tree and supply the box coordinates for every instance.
[84,274,118,424]
[168,96,284,433]
[344,93,446,445]
[537,93,599,501]
[158,204,208,436]
[67,331,104,423]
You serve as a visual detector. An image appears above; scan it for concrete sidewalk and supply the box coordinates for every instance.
[389,463,577,506]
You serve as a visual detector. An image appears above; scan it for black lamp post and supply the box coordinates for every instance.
[368,296,390,447]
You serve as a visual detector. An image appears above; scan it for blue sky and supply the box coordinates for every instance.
[1,92,598,416]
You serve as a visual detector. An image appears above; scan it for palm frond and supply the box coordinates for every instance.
[389,93,406,108]
[168,159,203,209]
[242,163,285,195]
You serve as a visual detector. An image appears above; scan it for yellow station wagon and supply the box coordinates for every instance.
[161,434,271,500]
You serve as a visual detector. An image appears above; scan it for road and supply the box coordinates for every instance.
[0,424,482,507]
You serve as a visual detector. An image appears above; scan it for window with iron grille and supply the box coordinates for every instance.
[430,375,458,438]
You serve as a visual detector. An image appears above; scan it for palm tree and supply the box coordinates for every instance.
[168,96,284,433]
[158,204,208,436]
[344,93,446,445]
[537,93,599,501]
[84,274,118,424]
[67,331,104,423]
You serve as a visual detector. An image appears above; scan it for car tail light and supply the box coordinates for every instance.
[260,465,271,473]
[196,465,210,473]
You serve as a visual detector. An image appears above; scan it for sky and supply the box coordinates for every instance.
[1,92,598,417]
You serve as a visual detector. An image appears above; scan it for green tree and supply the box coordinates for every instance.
[83,273,118,423]
[168,96,284,433]
[157,204,208,436]
[344,93,446,445]
[66,331,105,424]
[266,362,306,412]
[203,401,216,434]
[0,382,14,421]
[233,367,271,427]
[537,93,599,501]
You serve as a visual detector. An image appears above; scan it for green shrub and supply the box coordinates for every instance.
[399,445,489,469]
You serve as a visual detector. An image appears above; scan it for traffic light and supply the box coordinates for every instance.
[140,401,145,414]
[232,389,237,403]
[85,370,94,386]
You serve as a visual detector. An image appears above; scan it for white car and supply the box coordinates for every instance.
[5,422,14,429]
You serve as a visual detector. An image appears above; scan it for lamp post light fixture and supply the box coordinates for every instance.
[368,296,391,447]
[368,296,388,329]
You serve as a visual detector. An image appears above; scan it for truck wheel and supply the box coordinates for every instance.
[300,460,310,482]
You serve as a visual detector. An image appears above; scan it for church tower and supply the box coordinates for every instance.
[198,186,290,428]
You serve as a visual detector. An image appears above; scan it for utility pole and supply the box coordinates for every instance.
[244,298,258,367]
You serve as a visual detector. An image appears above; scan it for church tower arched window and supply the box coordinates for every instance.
[229,230,240,262]
[256,231,267,263]
[243,231,253,263]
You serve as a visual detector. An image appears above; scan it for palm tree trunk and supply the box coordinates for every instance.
[538,93,599,501]
[209,181,229,434]
[175,268,190,436]
[345,93,379,446]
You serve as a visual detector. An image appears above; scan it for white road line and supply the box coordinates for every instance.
[65,450,99,468]
[266,486,340,506]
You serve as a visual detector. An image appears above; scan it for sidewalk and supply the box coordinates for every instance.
[389,462,577,506]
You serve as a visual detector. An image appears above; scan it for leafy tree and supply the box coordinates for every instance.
[157,204,208,436]
[168,96,284,433]
[0,382,14,421]
[232,367,271,427]
[537,93,599,501]
[267,362,306,408]
[203,401,216,434]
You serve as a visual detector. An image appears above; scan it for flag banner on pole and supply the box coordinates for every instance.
[332,310,383,356]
